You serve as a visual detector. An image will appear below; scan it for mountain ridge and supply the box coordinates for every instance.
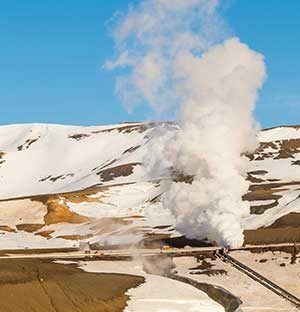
[0,122,299,249]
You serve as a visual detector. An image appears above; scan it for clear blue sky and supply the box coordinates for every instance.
[0,0,299,128]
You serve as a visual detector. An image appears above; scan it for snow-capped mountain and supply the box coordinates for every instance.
[0,122,299,249]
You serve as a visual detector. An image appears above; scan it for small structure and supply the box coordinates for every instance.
[79,241,91,254]
[161,245,170,251]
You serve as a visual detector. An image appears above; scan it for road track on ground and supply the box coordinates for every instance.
[215,250,300,310]
[0,243,297,259]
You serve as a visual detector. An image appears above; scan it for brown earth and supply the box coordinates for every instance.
[190,259,214,271]
[17,138,39,151]
[39,197,90,225]
[2,128,300,247]
[94,158,118,172]
[268,212,300,228]
[122,145,141,154]
[172,170,194,184]
[246,173,265,183]
[57,234,93,240]
[190,269,228,277]
[250,137,300,160]
[244,227,300,245]
[67,123,159,143]
[0,185,139,240]
[0,187,103,237]
[16,223,44,232]
[39,174,75,183]
[0,258,144,312]
[97,163,142,182]
[0,225,16,233]
[0,151,5,166]
[35,230,55,239]
[91,123,156,134]
[0,184,120,203]
[274,139,300,159]
[68,133,91,141]
[243,181,300,214]
[244,212,300,245]
[26,189,104,226]
[0,247,78,256]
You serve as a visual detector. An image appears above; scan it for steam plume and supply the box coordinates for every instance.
[107,0,266,247]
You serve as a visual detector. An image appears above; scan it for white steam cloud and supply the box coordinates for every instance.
[107,0,266,247]
[105,0,227,115]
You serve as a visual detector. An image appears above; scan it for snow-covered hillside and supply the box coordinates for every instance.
[0,122,168,199]
[243,126,300,244]
[0,123,299,249]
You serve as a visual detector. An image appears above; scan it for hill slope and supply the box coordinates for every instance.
[0,123,299,249]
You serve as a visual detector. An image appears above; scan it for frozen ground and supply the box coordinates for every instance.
[174,255,298,312]
[231,250,300,298]
[0,123,300,248]
[77,259,224,312]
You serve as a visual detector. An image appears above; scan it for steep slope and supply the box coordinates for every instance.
[0,123,299,249]
[0,122,164,199]
[243,126,300,244]
[0,122,175,249]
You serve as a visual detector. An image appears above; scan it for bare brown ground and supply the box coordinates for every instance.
[267,212,300,228]
[0,258,144,312]
[39,174,75,183]
[68,133,91,141]
[249,136,300,160]
[17,138,39,151]
[67,122,162,143]
[57,234,93,240]
[244,227,300,245]
[0,186,138,240]
[172,170,194,184]
[0,225,16,232]
[190,269,228,277]
[0,152,5,166]
[30,196,90,225]
[91,123,156,134]
[0,247,78,256]
[0,182,133,204]
[0,187,104,237]
[16,223,44,232]
[244,212,300,245]
[35,230,55,239]
[243,181,300,214]
[96,163,141,182]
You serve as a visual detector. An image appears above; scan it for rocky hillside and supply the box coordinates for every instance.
[0,123,299,249]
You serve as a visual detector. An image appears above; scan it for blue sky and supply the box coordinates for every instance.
[0,0,299,128]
